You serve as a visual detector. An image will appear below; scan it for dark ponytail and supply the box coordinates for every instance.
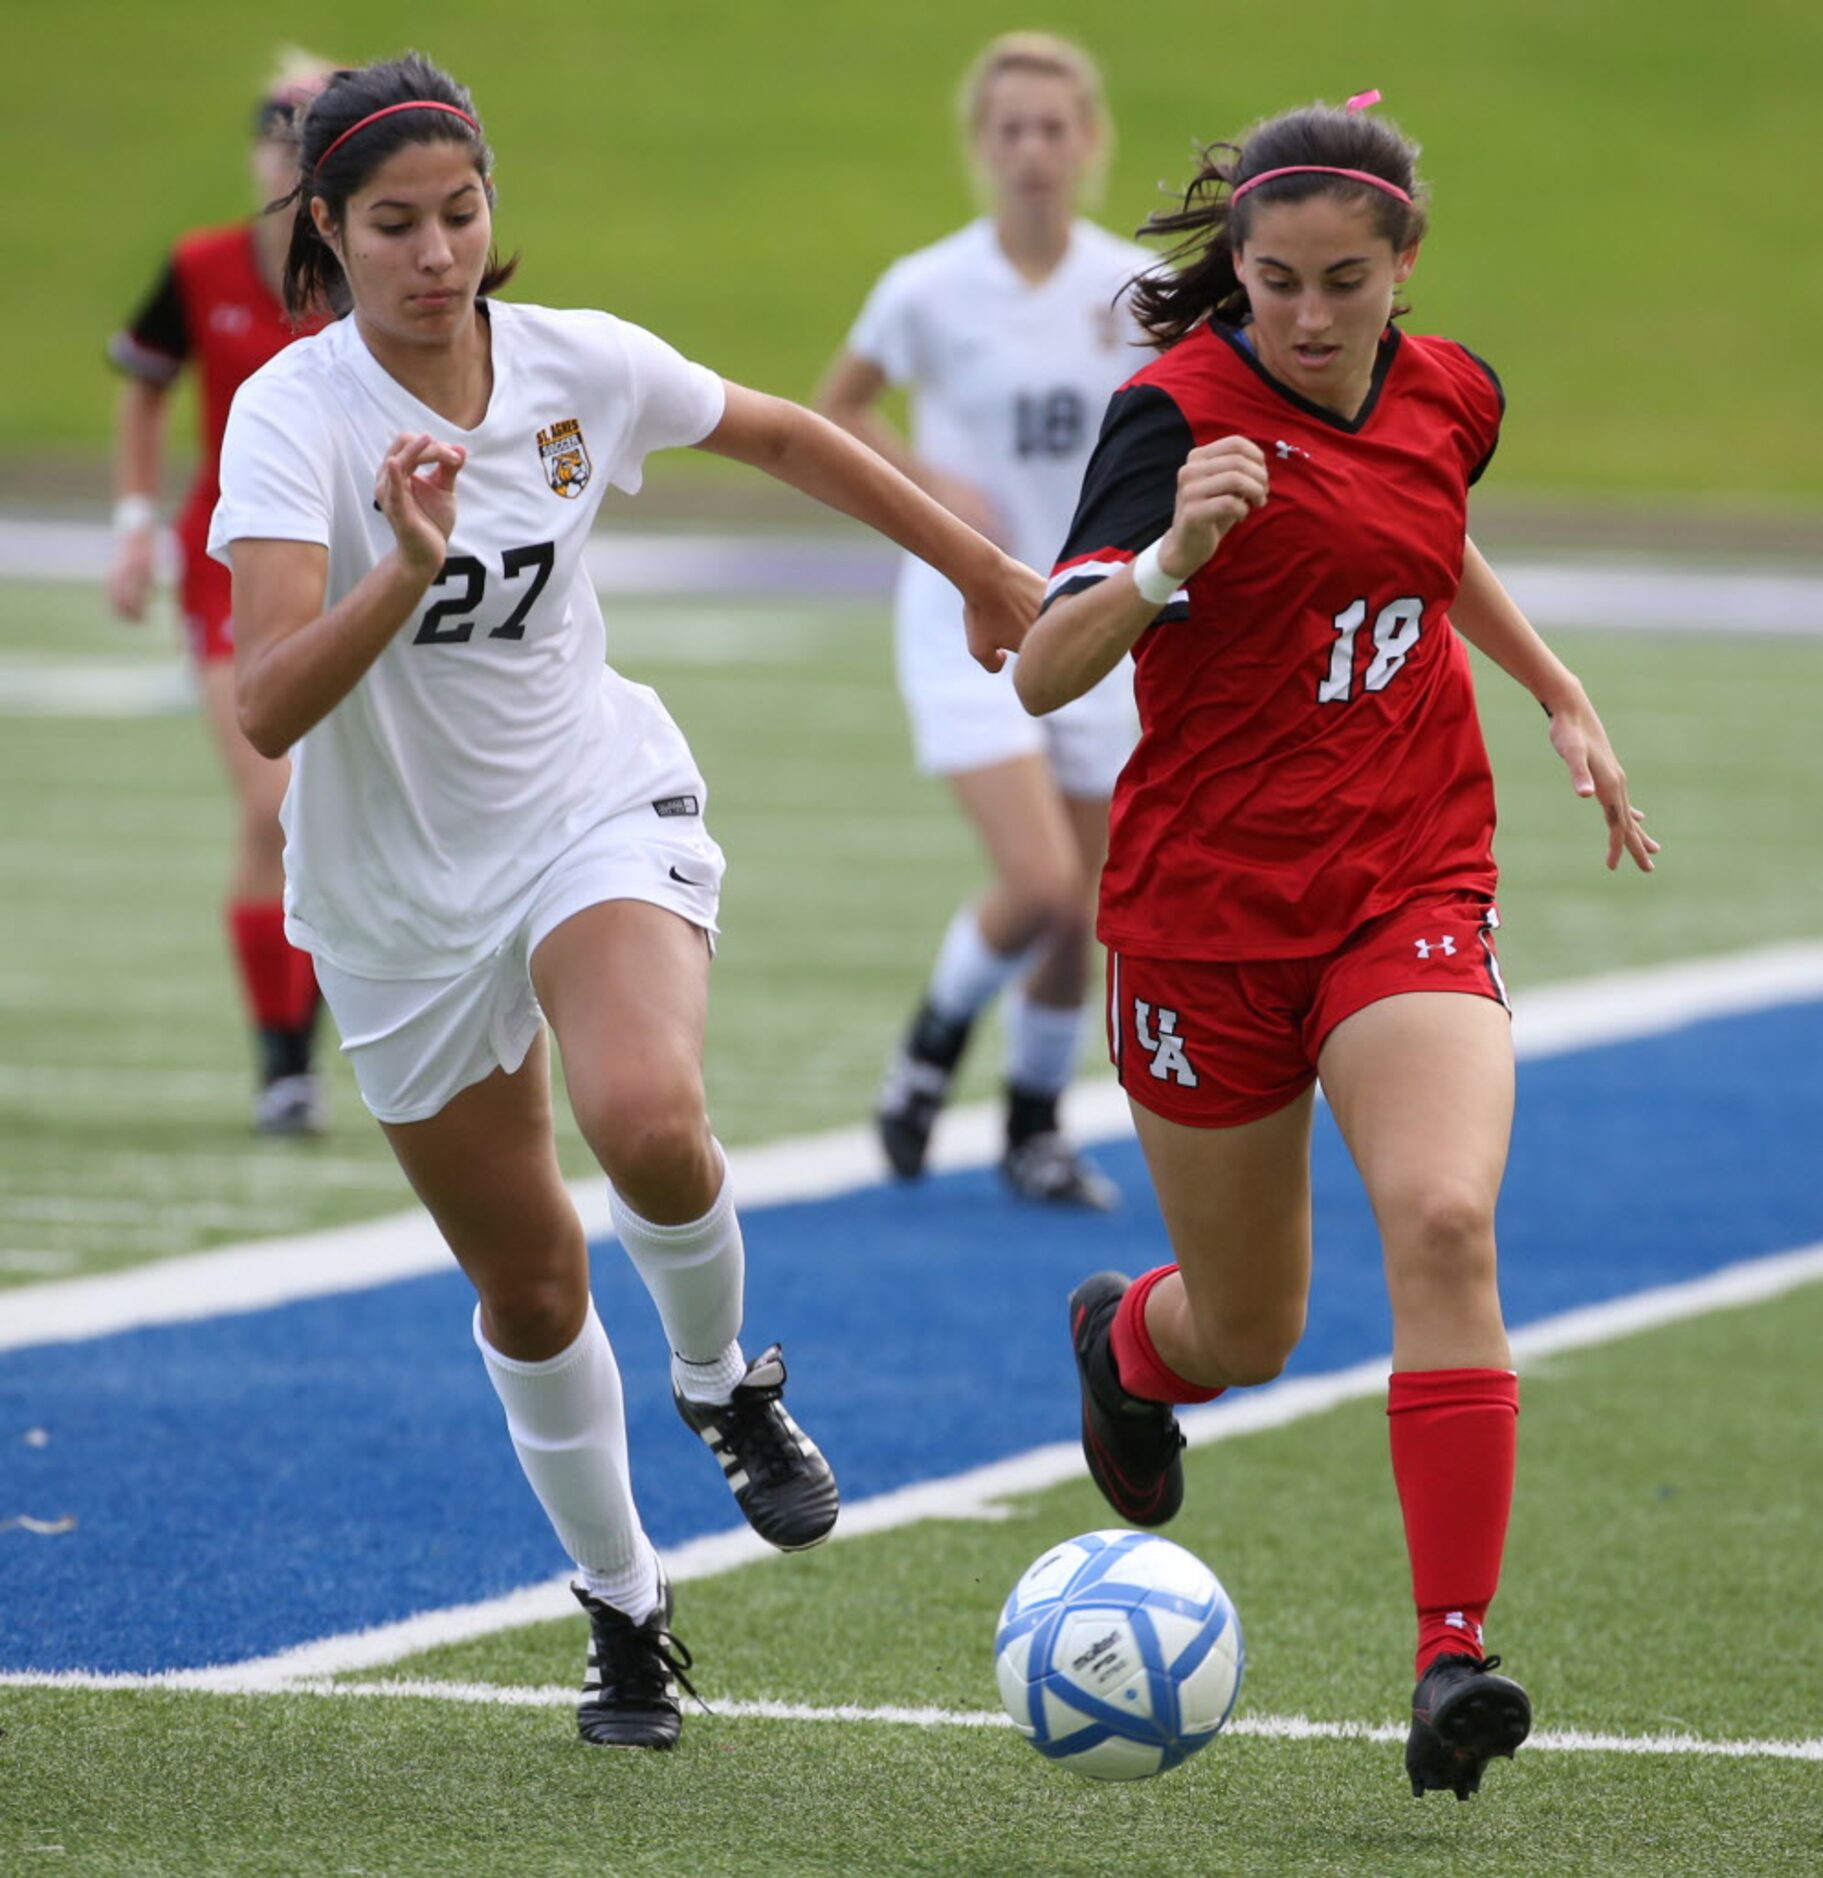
[1130,102,1429,350]
[274,51,518,320]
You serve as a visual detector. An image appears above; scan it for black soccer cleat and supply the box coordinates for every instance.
[1405,1653,1532,1800]
[674,1343,839,1552]
[874,1001,971,1179]
[573,1570,699,1750]
[1002,1131,1120,1211]
[1070,1272,1185,1527]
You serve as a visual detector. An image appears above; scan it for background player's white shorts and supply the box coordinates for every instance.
[894,575,1136,797]
[314,804,725,1125]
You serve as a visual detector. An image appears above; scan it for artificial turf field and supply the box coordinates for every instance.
[2,566,1821,1873]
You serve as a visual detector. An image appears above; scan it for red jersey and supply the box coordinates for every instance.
[108,224,326,563]
[1045,322,1505,961]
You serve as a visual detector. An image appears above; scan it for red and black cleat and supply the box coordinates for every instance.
[1069,1271,1186,1527]
[1406,1653,1532,1800]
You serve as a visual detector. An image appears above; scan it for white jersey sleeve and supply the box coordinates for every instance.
[209,370,333,558]
[846,258,922,386]
[600,317,726,493]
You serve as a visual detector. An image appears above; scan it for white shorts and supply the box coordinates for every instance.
[314,805,725,1125]
[893,571,1136,798]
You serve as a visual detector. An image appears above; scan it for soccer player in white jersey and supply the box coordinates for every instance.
[819,34,1151,1208]
[209,53,1038,1751]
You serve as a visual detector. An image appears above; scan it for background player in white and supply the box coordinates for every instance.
[819,33,1149,1208]
[210,53,1038,1751]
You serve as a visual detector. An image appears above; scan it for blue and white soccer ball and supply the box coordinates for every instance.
[994,1528,1244,1781]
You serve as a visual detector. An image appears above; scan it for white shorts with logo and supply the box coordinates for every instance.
[893,564,1136,797]
[314,802,725,1125]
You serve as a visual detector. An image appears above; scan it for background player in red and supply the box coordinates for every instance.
[1014,95,1658,1801]
[107,50,335,1135]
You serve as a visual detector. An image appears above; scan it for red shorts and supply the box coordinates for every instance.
[1107,892,1509,1129]
[177,526,234,664]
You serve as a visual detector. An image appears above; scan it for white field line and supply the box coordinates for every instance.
[2,1670,1817,1763]
[5,939,1822,1357]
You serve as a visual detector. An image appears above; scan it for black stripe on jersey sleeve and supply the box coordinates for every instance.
[108,257,187,384]
[1458,344,1505,486]
[1042,382,1194,615]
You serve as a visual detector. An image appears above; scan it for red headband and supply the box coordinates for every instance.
[315,100,480,175]
[1229,165,1412,207]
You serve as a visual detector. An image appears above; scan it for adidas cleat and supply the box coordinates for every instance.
[1002,1132,1120,1210]
[674,1343,839,1551]
[1406,1653,1532,1800]
[1070,1272,1185,1527]
[573,1570,698,1750]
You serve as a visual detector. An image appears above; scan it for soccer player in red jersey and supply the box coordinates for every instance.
[107,53,335,1134]
[1015,96,1659,1801]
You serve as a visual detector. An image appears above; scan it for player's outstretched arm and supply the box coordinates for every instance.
[232,432,466,758]
[1454,540,1659,873]
[698,382,1037,670]
[1015,436,1268,716]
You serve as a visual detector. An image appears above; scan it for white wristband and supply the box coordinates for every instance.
[1130,538,1184,607]
[113,495,158,534]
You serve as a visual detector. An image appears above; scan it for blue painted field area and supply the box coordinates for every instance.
[4,1001,1821,1674]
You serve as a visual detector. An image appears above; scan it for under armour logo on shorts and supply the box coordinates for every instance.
[1414,936,1457,959]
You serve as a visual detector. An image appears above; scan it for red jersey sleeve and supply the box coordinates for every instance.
[1443,342,1504,485]
[107,254,188,386]
[1044,380,1196,624]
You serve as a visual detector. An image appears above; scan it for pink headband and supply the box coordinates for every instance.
[1229,165,1413,207]
[1228,89,1409,207]
[315,100,480,174]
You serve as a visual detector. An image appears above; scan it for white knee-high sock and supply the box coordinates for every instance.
[473,1301,659,1618]
[609,1149,747,1401]
[927,906,1031,1024]
[1004,991,1087,1097]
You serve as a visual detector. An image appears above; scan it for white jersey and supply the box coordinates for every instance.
[848,217,1153,598]
[848,218,1150,791]
[209,300,725,978]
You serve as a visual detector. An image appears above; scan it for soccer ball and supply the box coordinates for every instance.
[994,1528,1244,1781]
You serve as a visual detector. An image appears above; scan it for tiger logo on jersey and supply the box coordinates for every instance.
[536,418,592,498]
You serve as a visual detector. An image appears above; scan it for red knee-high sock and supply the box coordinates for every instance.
[228,901,299,1029]
[1111,1267,1227,1405]
[1387,1367,1519,1680]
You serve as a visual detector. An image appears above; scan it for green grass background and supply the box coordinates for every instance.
[8,0,1823,494]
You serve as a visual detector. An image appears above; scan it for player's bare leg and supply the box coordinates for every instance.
[1318,991,1530,1798]
[880,754,1110,1198]
[380,1041,689,1747]
[534,900,838,1553]
[999,789,1118,1207]
[1071,1091,1315,1523]
[197,662,322,1134]
[1129,1091,1318,1387]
